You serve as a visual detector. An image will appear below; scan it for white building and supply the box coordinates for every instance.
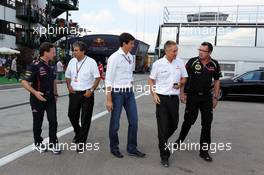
[156,5,264,77]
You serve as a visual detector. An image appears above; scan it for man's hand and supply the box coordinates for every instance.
[68,85,75,94]
[213,98,218,109]
[106,99,113,112]
[180,93,187,104]
[34,91,47,102]
[173,83,181,89]
[152,93,161,104]
[84,89,93,98]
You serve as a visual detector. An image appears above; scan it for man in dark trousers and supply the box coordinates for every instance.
[148,40,188,167]
[65,41,101,153]
[175,42,222,162]
[21,42,61,155]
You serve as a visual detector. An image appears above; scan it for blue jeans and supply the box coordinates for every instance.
[109,91,138,153]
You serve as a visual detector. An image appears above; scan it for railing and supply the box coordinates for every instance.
[163,5,264,24]
[50,0,79,9]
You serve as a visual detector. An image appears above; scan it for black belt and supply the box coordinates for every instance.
[188,92,211,96]
[157,94,179,98]
[74,89,90,94]
[112,88,133,92]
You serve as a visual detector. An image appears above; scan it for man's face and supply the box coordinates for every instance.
[198,45,211,60]
[123,40,135,52]
[46,47,56,60]
[165,45,178,60]
[73,46,85,59]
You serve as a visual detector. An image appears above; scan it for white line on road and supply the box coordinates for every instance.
[0,92,147,167]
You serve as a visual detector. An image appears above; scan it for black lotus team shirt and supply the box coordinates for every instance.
[184,56,222,94]
[22,59,56,94]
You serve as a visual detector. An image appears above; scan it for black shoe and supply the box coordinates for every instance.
[48,143,61,155]
[161,158,169,168]
[76,143,85,154]
[111,150,124,158]
[199,152,213,162]
[128,150,146,158]
[33,143,47,153]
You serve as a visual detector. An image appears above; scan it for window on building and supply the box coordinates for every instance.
[217,27,256,47]
[179,27,216,45]
[219,63,235,71]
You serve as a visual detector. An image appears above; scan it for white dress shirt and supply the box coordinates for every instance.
[149,56,188,95]
[105,48,134,88]
[65,56,100,91]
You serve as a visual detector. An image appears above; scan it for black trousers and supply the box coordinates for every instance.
[178,94,213,153]
[156,94,179,159]
[30,94,58,144]
[68,92,94,144]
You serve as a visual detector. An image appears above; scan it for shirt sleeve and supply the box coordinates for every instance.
[22,63,37,82]
[65,61,72,79]
[213,61,222,80]
[92,61,100,78]
[185,59,193,75]
[105,56,117,87]
[149,61,157,80]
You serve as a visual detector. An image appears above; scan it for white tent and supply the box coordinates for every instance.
[0,47,20,55]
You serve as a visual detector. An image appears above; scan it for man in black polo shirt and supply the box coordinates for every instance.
[21,42,61,155]
[175,42,222,162]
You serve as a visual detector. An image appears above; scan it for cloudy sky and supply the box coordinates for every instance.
[66,0,264,50]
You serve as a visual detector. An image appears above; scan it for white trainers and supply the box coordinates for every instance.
[33,143,47,153]
[48,143,61,155]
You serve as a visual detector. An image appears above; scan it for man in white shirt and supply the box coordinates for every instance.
[148,40,188,167]
[105,33,146,158]
[65,41,100,153]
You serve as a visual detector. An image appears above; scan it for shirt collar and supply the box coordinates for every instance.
[117,47,131,57]
[163,56,176,64]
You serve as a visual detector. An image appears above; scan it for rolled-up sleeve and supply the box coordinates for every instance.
[92,61,100,78]
[22,64,37,82]
[149,62,157,80]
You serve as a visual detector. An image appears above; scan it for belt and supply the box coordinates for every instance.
[74,89,91,94]
[112,88,133,92]
[188,92,211,96]
[157,94,179,98]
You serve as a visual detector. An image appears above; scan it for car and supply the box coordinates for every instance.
[219,69,264,100]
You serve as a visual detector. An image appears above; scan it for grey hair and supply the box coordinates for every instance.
[164,40,177,51]
[72,41,87,52]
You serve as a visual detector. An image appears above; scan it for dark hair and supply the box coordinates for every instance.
[119,33,135,47]
[72,41,87,52]
[164,40,177,51]
[39,42,55,56]
[201,42,213,53]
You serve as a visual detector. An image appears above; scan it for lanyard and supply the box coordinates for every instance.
[122,55,132,64]
[75,56,87,78]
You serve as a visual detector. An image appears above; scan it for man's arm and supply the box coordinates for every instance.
[84,77,101,98]
[212,80,220,109]
[66,78,74,94]
[21,80,46,101]
[148,78,160,104]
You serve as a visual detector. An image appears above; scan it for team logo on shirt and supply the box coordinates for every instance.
[195,64,202,71]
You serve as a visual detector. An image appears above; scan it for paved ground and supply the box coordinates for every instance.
[0,74,263,175]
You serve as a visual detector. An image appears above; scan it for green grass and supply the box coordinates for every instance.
[0,76,20,85]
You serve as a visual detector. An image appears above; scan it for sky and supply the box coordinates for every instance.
[65,0,264,51]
